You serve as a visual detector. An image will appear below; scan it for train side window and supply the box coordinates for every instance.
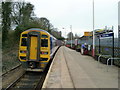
[42,35,48,38]
[50,37,52,50]
[41,39,48,47]
[21,38,27,46]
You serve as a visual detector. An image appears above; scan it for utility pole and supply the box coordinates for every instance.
[92,0,95,57]
[70,25,72,48]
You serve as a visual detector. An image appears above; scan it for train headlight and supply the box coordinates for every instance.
[20,50,27,53]
[40,52,48,55]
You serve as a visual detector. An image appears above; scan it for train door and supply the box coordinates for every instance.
[27,31,40,61]
[30,36,38,60]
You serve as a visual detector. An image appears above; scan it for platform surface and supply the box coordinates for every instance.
[42,46,118,88]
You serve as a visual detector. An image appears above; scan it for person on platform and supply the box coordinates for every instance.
[81,43,88,55]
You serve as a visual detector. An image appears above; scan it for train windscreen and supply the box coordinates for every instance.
[21,38,27,46]
[41,39,48,47]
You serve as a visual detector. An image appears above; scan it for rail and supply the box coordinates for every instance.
[2,64,22,77]
[5,71,26,90]
[107,58,120,72]
[98,55,112,68]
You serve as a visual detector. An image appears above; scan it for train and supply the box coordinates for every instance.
[18,28,62,72]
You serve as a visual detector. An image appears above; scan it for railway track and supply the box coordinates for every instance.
[3,46,61,90]
[5,71,44,90]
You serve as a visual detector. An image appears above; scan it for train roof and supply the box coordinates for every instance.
[24,28,56,39]
[26,28,49,34]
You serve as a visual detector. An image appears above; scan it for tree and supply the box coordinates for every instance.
[50,28,63,39]
[39,17,50,31]
[10,1,61,40]
[0,3,2,25]
[2,2,12,43]
[21,2,34,25]
[12,2,35,39]
[30,17,53,33]
[74,33,79,39]
[67,32,74,40]
[11,2,25,25]
[11,2,34,25]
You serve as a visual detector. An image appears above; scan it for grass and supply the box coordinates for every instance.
[2,47,21,73]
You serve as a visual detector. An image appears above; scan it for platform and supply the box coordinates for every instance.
[42,46,118,88]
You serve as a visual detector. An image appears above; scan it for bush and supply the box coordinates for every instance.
[2,30,20,74]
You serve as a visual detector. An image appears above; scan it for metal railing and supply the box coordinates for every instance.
[97,55,120,71]
[98,55,112,68]
[107,58,120,71]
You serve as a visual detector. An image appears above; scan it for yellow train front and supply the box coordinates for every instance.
[19,28,57,72]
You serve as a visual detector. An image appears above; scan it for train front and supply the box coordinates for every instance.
[18,29,50,72]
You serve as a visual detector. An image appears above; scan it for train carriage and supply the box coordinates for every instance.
[19,28,58,72]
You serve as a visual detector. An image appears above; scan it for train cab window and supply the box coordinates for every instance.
[41,39,48,47]
[22,34,27,37]
[21,38,27,46]
[42,35,48,38]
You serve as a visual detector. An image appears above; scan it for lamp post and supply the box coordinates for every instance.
[62,28,66,38]
[92,0,95,57]
[62,27,67,45]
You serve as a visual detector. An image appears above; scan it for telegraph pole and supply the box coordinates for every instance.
[92,0,95,57]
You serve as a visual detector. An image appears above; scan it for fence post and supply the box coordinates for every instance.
[112,32,114,59]
[99,35,101,54]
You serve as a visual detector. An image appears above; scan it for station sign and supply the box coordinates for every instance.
[100,33,113,38]
[95,28,113,35]
[84,32,92,36]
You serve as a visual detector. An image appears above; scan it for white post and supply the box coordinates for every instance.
[92,0,95,57]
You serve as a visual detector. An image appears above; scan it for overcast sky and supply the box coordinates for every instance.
[118,1,120,25]
[23,0,119,37]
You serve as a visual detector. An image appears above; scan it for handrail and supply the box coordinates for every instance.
[107,58,120,71]
[98,55,112,68]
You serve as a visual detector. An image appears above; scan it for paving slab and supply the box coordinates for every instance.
[42,46,118,88]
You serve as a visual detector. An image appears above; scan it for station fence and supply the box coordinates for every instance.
[66,37,120,66]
